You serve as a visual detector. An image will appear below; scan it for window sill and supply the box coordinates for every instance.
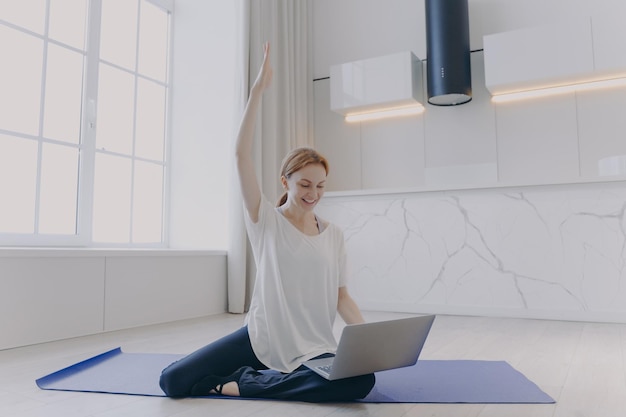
[0,247,227,258]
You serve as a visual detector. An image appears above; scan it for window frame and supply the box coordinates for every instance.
[0,0,174,248]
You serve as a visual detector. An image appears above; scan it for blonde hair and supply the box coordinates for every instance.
[277,147,329,207]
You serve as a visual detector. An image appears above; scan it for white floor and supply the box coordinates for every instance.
[1,311,625,417]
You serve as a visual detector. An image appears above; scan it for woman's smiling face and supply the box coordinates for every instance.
[282,163,327,211]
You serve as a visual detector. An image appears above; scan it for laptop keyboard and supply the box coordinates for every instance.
[317,364,333,375]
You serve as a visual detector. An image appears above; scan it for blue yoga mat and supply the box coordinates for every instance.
[36,347,555,403]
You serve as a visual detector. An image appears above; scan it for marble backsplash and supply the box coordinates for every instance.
[317,181,626,323]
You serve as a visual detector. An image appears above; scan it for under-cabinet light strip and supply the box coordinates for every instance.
[491,76,626,103]
[345,105,425,123]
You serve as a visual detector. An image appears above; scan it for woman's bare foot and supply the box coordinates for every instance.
[211,381,240,396]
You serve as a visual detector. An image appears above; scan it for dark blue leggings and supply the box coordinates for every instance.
[159,326,375,402]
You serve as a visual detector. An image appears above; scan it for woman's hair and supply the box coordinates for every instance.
[277,147,329,207]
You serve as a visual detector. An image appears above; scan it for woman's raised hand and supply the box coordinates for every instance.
[252,42,273,93]
[235,42,273,222]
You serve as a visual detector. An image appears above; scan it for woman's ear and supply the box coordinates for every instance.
[281,176,288,190]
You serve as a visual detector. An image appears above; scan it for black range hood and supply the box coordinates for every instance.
[425,0,472,106]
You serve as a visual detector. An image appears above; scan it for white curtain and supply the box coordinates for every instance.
[228,0,313,313]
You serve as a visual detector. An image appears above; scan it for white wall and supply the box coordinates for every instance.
[312,0,626,322]
[0,250,227,350]
[168,0,237,249]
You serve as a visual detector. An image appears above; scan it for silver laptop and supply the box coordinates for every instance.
[304,315,435,380]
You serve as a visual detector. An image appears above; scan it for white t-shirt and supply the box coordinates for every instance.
[244,197,348,373]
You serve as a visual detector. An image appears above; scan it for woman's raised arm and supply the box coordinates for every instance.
[235,42,273,223]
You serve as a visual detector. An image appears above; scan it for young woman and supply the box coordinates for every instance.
[159,43,375,402]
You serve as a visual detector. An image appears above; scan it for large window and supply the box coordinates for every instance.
[0,0,172,246]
